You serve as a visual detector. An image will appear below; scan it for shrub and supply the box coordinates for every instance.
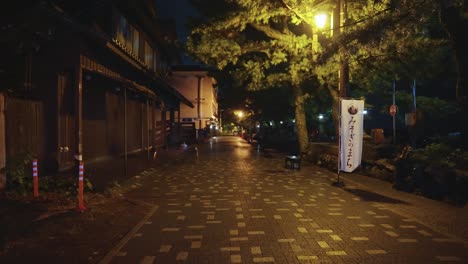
[408,143,468,204]
[410,143,467,170]
[4,151,35,195]
[4,151,93,196]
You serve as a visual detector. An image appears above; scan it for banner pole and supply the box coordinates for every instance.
[333,98,345,187]
[337,98,341,179]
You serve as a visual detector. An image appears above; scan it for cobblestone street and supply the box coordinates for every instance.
[100,136,468,264]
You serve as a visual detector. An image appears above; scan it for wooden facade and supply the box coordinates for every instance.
[0,0,193,180]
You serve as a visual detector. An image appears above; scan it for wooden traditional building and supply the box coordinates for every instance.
[0,0,193,183]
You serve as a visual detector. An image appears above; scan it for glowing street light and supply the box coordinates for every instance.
[312,13,329,58]
[234,110,245,137]
[314,13,327,29]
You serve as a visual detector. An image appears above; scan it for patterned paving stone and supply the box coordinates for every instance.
[365,249,387,255]
[436,256,462,262]
[326,250,347,256]
[253,257,275,263]
[104,137,468,264]
[230,254,241,263]
[140,256,155,264]
[176,251,188,261]
[330,234,343,241]
[190,241,201,249]
[297,255,318,260]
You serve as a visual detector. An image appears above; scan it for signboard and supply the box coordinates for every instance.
[405,112,416,126]
[340,99,364,173]
[389,104,397,116]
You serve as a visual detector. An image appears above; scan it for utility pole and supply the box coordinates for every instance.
[196,76,202,139]
[334,0,349,97]
[333,0,349,188]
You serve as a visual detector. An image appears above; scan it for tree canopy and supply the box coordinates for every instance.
[187,0,465,149]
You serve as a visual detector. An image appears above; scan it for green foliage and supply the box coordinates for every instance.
[317,154,337,171]
[43,175,94,196]
[396,94,459,118]
[4,151,93,196]
[187,0,317,91]
[187,0,462,150]
[187,0,321,152]
[4,151,35,195]
[410,143,468,169]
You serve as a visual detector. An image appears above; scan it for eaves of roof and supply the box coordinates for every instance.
[21,3,193,108]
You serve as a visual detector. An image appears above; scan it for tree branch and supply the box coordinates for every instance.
[248,23,292,42]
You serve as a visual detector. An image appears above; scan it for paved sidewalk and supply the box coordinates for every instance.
[101,136,468,264]
[0,144,195,263]
[337,171,468,244]
[2,137,466,263]
[83,145,194,191]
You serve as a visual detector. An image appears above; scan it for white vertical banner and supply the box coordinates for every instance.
[340,99,364,172]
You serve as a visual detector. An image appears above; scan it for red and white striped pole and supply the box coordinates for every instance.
[32,159,39,197]
[77,161,86,212]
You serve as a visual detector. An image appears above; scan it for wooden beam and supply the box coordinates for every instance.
[0,93,6,190]
[75,60,83,169]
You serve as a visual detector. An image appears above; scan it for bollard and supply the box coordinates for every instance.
[77,161,86,212]
[32,159,39,197]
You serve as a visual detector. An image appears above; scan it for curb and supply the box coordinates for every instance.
[98,204,159,264]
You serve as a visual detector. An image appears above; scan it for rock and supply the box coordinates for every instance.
[375,159,396,172]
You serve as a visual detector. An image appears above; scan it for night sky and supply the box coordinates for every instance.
[154,0,197,62]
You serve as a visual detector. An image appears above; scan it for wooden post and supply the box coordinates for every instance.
[169,107,175,144]
[75,60,85,210]
[151,101,155,150]
[146,98,150,160]
[197,76,202,139]
[177,108,181,142]
[75,62,83,176]
[0,93,6,191]
[162,108,167,148]
[124,87,127,177]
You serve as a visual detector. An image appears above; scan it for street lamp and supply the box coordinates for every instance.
[310,2,348,98]
[235,110,244,137]
[312,13,328,58]
[314,14,327,29]
[312,11,332,61]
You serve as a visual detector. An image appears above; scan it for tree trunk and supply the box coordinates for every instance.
[439,1,467,107]
[439,1,468,143]
[292,85,309,154]
[0,93,6,191]
[326,84,340,142]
